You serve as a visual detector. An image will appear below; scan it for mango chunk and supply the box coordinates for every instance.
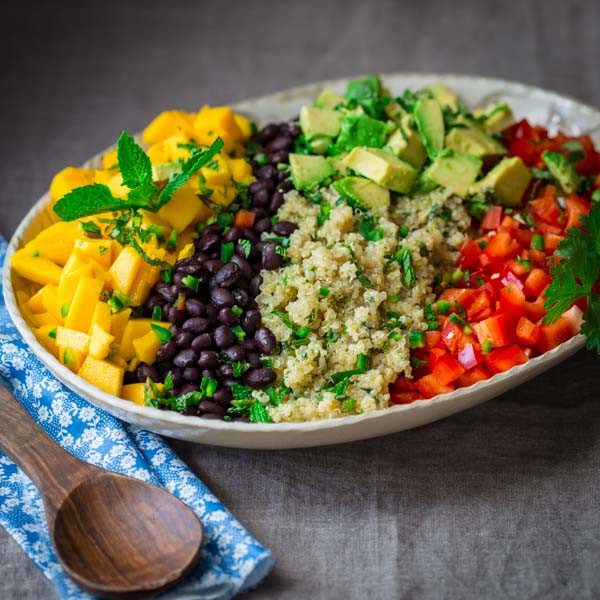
[89,324,115,360]
[50,167,95,201]
[31,312,57,327]
[143,111,194,146]
[233,114,253,142]
[119,318,170,361]
[177,243,195,261]
[157,183,210,231]
[133,329,161,365]
[89,301,112,334]
[27,287,46,313]
[110,308,132,345]
[121,382,163,406]
[102,148,118,170]
[35,324,59,358]
[108,246,145,296]
[24,222,80,266]
[11,250,62,286]
[64,276,104,332]
[58,266,93,308]
[60,346,87,373]
[56,327,90,353]
[129,248,166,307]
[41,285,63,323]
[227,157,254,183]
[193,106,243,148]
[73,238,113,270]
[209,183,238,207]
[78,356,124,396]
[200,153,231,187]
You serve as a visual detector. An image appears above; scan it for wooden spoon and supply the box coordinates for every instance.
[0,383,203,598]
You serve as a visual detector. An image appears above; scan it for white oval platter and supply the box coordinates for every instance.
[3,73,598,449]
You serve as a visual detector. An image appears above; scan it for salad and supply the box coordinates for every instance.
[10,75,600,423]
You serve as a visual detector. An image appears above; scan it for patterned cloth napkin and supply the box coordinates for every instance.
[0,237,274,599]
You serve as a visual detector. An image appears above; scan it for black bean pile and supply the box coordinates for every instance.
[129,121,301,420]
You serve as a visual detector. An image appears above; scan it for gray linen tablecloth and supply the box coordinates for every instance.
[1,1,599,598]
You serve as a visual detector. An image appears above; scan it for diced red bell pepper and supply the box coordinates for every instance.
[439,288,478,312]
[537,317,576,353]
[414,373,455,399]
[441,320,475,354]
[457,364,491,387]
[466,290,493,322]
[427,347,447,371]
[424,330,442,349]
[508,257,530,277]
[516,316,541,345]
[484,232,522,261]
[524,268,551,299]
[524,299,546,322]
[390,391,422,405]
[564,194,590,232]
[472,313,515,348]
[481,206,503,230]
[536,222,563,235]
[531,195,562,226]
[514,227,534,248]
[528,249,547,266]
[499,215,519,232]
[457,239,481,269]
[233,209,256,229]
[390,376,416,393]
[485,344,529,374]
[432,353,465,385]
[544,232,564,253]
[572,135,600,175]
[499,284,526,315]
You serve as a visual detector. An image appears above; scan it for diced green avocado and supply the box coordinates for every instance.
[289,153,335,191]
[152,160,182,181]
[330,153,349,176]
[342,147,418,194]
[344,75,384,118]
[384,115,427,169]
[422,150,482,196]
[299,106,342,140]
[335,115,388,152]
[413,98,445,159]
[469,156,532,207]
[315,89,346,110]
[428,84,459,112]
[309,136,333,155]
[333,176,390,209]
[384,101,406,121]
[473,103,515,134]
[445,122,506,158]
[542,150,579,193]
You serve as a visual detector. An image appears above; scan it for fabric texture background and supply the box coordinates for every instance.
[1,0,599,598]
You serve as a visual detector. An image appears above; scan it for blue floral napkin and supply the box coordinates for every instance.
[0,237,273,599]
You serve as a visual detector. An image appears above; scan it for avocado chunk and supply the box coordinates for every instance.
[541,150,579,193]
[299,106,342,140]
[335,115,388,153]
[315,89,346,110]
[445,122,506,158]
[384,115,427,169]
[469,156,532,207]
[422,150,482,196]
[473,103,515,134]
[309,136,333,155]
[289,153,335,191]
[333,176,390,209]
[152,160,182,181]
[428,84,459,112]
[343,147,418,194]
[344,75,385,118]
[413,98,445,159]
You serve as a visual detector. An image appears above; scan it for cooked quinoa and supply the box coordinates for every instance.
[254,187,471,422]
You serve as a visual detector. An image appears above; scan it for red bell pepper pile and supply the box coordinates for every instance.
[390,120,600,405]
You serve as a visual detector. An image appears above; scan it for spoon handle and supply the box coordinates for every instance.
[0,383,89,509]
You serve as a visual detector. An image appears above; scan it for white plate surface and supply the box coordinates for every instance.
[3,74,598,449]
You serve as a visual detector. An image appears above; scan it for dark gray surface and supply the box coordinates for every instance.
[1,0,599,598]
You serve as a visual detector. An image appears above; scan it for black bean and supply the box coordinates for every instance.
[203,223,224,236]
[232,288,249,307]
[287,124,302,137]
[244,367,276,388]
[156,340,178,362]
[185,298,205,317]
[205,304,218,323]
[249,275,263,297]
[277,179,294,193]
[277,170,288,182]
[221,377,237,389]
[191,333,213,352]
[241,309,261,335]
[124,371,138,385]
[156,282,177,302]
[250,207,268,221]
[180,382,200,395]
[169,324,180,336]
[230,254,253,279]
[269,150,289,164]
[170,368,184,388]
[137,363,160,383]
[270,192,285,212]
[252,188,271,207]
[257,165,278,180]
[213,388,233,407]
[220,364,234,377]
[218,307,238,325]
[182,317,210,334]
[273,220,297,236]
[254,217,272,234]
[194,252,209,264]
[247,353,262,368]
[200,413,223,420]
[254,327,276,354]
[201,369,217,380]
[199,400,226,416]
[213,325,236,349]
[197,351,219,369]
[267,136,292,152]
[199,234,220,254]
[174,331,194,349]
[242,338,256,352]
[146,294,163,310]
[214,263,240,288]
[204,259,224,274]
[222,345,245,362]
[256,124,279,145]
[262,242,283,270]
[246,298,259,310]
[167,306,188,327]
[210,287,234,308]
[249,179,274,195]
[241,228,259,244]
[172,272,186,287]
[173,348,198,369]
[183,367,202,382]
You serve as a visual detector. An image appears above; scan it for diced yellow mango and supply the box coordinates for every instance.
[50,167,95,201]
[157,183,210,231]
[210,183,238,206]
[27,287,46,313]
[60,346,87,373]
[177,243,195,261]
[162,133,193,162]
[41,285,63,323]
[24,222,80,266]
[129,248,165,307]
[110,308,132,345]
[73,238,112,270]
[127,357,141,372]
[89,301,111,334]
[107,173,128,199]
[110,355,128,370]
[233,114,253,142]
[56,327,90,353]
[227,157,254,183]
[35,323,59,358]
[118,318,170,361]
[16,290,36,325]
[108,246,145,296]
[193,106,243,148]
[89,324,115,360]
[94,169,115,185]
[58,266,93,307]
[133,329,161,365]
[102,148,118,170]
[146,142,171,166]
[31,312,57,327]
[121,382,164,406]
[199,153,231,187]
[11,249,62,286]
[139,210,172,236]
[64,276,103,332]
[78,356,124,396]
[143,111,195,146]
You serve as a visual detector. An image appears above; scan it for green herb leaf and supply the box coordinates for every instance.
[249,401,273,423]
[151,323,173,343]
[117,131,154,191]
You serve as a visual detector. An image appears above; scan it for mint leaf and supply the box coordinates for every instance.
[117,131,153,190]
[249,400,273,423]
[158,138,224,208]
[53,184,149,221]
